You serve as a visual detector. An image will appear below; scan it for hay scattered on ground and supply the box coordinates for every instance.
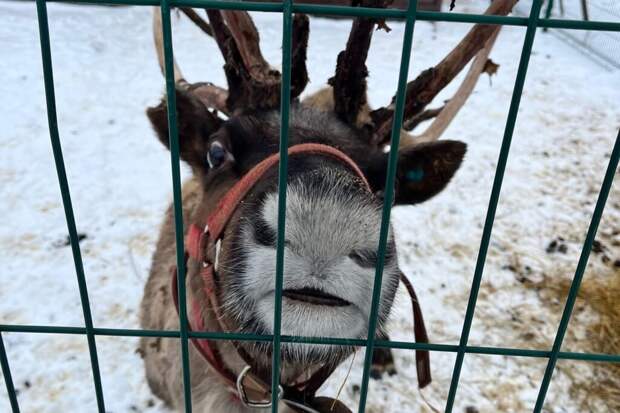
[512,225,620,412]
[526,268,620,412]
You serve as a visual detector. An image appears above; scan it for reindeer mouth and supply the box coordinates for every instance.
[282,288,350,307]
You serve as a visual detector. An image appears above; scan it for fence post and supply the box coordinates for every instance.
[543,0,554,32]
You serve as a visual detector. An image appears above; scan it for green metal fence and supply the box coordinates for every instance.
[1,1,619,412]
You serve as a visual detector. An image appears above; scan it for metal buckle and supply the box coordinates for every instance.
[214,239,222,271]
[201,225,210,268]
[236,365,283,408]
[201,224,222,271]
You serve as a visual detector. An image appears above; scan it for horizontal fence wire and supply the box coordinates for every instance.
[31,0,620,31]
[519,0,620,69]
[2,323,619,362]
[2,1,620,412]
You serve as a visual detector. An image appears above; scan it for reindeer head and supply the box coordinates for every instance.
[143,2,500,368]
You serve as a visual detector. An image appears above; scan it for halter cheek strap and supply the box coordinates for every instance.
[171,143,431,411]
[207,143,370,249]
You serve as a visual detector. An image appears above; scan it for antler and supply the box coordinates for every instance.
[153,8,309,115]
[180,8,213,37]
[330,0,393,129]
[206,10,310,113]
[408,28,501,146]
[291,14,310,99]
[152,8,229,115]
[371,0,519,146]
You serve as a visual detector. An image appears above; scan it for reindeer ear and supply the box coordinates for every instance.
[393,140,466,205]
[146,88,222,170]
[365,140,466,205]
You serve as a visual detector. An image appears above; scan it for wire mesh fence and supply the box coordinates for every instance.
[1,1,619,413]
[515,0,620,69]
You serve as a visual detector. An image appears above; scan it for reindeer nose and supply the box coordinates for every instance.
[311,272,327,280]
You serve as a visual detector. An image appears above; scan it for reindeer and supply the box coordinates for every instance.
[139,1,516,412]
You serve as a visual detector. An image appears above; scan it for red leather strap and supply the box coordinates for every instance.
[206,143,371,241]
[170,264,238,389]
[399,272,432,388]
[186,224,205,263]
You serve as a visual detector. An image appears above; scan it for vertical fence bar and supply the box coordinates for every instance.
[0,334,19,413]
[34,1,106,411]
[356,1,419,412]
[579,0,589,21]
[543,0,554,32]
[443,1,544,411]
[159,2,192,412]
[271,0,294,411]
[533,130,620,412]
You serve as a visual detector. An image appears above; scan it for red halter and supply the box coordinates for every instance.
[171,143,430,411]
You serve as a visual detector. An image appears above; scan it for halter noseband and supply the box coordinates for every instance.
[171,143,430,412]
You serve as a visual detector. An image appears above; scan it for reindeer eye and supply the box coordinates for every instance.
[348,250,377,268]
[207,142,227,168]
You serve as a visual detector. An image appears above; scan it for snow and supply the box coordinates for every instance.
[1,1,619,412]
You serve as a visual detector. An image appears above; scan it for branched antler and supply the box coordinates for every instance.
[205,10,273,113]
[371,0,518,145]
[205,10,310,113]
[330,0,392,129]
[180,8,213,37]
[408,28,501,145]
[154,8,309,115]
[154,1,512,148]
[291,14,310,99]
[153,10,185,85]
[402,105,445,132]
[153,8,229,115]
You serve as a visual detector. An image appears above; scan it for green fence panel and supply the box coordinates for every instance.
[1,1,620,413]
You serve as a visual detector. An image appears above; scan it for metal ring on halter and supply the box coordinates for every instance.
[214,239,222,272]
[236,365,283,408]
[201,225,210,268]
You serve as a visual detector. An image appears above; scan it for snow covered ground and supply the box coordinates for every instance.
[1,1,619,412]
